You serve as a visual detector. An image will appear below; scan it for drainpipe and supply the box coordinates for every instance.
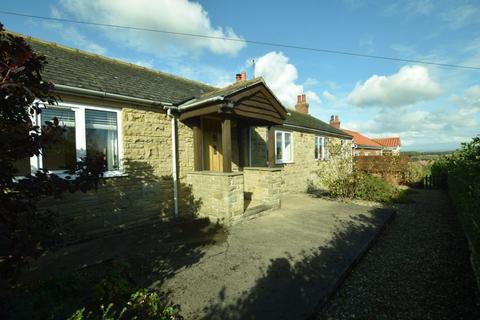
[166,107,179,218]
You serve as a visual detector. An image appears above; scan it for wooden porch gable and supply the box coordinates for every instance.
[178,81,288,125]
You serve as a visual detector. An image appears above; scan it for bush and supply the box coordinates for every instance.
[68,289,182,320]
[405,161,431,186]
[440,136,480,288]
[327,172,408,203]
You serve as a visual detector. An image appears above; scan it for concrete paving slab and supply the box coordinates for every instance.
[158,194,395,320]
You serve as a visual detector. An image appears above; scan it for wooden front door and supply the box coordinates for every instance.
[203,118,223,171]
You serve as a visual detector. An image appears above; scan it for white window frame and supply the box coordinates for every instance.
[315,136,326,160]
[274,130,294,164]
[26,101,124,178]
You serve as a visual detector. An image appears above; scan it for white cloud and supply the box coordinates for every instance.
[344,85,480,148]
[253,51,320,107]
[465,84,480,101]
[322,90,337,102]
[45,7,107,54]
[347,65,442,107]
[57,0,245,56]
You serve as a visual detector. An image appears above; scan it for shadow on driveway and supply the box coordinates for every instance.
[201,209,393,320]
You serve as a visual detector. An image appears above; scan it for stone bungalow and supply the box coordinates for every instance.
[19,36,353,237]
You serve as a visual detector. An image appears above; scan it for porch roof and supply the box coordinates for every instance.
[178,78,288,125]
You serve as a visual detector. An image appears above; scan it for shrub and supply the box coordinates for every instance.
[327,172,408,203]
[67,289,182,320]
[405,161,431,186]
[441,136,480,288]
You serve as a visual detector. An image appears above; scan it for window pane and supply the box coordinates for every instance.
[86,109,119,171]
[42,108,76,171]
[284,132,291,162]
[14,158,31,176]
[320,137,324,159]
[275,132,283,161]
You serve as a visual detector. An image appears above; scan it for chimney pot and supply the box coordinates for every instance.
[330,115,341,129]
[295,93,309,114]
[241,71,247,81]
[235,73,242,82]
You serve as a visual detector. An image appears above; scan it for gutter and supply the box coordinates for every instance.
[54,84,173,107]
[356,144,383,150]
[178,96,224,110]
[282,123,353,139]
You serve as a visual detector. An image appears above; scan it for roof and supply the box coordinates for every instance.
[284,109,352,138]
[24,34,216,104]
[373,137,401,147]
[179,77,278,110]
[342,129,383,148]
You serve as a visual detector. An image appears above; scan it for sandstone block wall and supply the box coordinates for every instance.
[243,167,282,210]
[42,100,199,239]
[186,172,244,222]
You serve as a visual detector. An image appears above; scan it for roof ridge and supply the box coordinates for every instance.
[9,30,216,91]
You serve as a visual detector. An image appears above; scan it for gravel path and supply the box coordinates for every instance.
[316,189,479,320]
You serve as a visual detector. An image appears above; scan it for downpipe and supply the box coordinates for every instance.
[166,107,179,218]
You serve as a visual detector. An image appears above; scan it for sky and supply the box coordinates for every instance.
[1,0,479,151]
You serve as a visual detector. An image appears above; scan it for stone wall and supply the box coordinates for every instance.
[186,172,244,223]
[41,98,199,239]
[248,125,353,194]
[243,167,282,210]
[280,130,353,193]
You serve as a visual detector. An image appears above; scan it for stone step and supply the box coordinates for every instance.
[243,203,273,218]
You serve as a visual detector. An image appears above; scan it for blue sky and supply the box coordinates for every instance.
[2,0,479,151]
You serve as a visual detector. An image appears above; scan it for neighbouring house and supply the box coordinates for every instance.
[372,137,401,155]
[16,34,353,237]
[329,115,383,156]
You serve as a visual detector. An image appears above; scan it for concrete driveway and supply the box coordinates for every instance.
[157,193,395,320]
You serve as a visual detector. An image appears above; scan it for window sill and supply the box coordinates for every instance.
[14,170,128,181]
[275,160,294,165]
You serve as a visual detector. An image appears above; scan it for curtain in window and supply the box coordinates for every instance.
[85,110,119,171]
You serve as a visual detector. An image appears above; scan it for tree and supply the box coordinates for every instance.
[0,23,104,282]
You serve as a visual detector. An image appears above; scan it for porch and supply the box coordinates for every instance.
[179,78,288,221]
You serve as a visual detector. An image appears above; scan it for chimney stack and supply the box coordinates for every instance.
[235,71,247,83]
[295,94,309,114]
[330,115,341,128]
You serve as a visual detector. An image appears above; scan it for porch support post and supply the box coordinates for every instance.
[268,126,276,168]
[193,121,203,171]
[237,125,244,168]
[222,116,232,172]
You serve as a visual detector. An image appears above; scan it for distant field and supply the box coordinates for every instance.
[403,151,454,161]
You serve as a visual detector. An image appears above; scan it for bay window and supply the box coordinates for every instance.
[20,102,122,176]
[275,130,293,164]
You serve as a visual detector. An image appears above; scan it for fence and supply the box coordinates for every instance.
[422,174,447,189]
[354,155,409,184]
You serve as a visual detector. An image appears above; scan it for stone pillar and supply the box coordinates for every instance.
[243,167,282,210]
[186,171,244,223]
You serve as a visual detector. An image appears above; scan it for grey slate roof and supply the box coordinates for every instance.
[285,109,352,138]
[27,37,216,104]
[22,34,351,138]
